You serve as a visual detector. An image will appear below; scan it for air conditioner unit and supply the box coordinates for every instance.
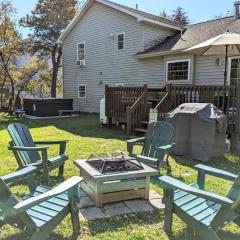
[77,60,85,66]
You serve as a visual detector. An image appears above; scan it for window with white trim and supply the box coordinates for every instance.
[166,60,191,82]
[78,85,86,98]
[117,33,125,50]
[229,57,240,86]
[77,42,85,62]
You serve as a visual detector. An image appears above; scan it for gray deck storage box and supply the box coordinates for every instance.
[166,103,227,162]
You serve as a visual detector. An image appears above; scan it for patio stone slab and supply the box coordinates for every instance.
[80,207,106,221]
[104,206,131,217]
[103,202,126,210]
[78,189,164,220]
[124,200,154,212]
[148,198,165,211]
[149,190,162,200]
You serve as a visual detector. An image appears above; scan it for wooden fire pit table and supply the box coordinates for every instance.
[74,158,158,207]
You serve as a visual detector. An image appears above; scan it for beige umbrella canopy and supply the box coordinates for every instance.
[185,32,240,86]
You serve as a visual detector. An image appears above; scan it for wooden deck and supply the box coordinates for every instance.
[105,84,240,150]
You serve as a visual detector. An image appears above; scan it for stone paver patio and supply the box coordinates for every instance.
[78,189,165,220]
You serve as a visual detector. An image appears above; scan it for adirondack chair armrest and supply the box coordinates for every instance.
[126,137,145,154]
[195,164,237,189]
[34,140,68,155]
[34,140,69,145]
[158,143,175,151]
[195,164,237,182]
[14,176,83,212]
[1,166,37,184]
[8,145,49,151]
[159,175,233,206]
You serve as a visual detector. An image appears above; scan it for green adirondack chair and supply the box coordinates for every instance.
[0,166,83,240]
[8,123,68,184]
[159,164,240,240]
[126,121,175,174]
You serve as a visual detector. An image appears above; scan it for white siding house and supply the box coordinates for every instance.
[58,0,240,113]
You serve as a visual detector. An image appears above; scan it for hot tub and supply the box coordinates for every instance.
[23,98,73,117]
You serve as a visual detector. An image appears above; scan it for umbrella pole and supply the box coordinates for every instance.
[224,45,229,86]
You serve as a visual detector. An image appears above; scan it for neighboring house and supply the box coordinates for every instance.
[57,0,240,113]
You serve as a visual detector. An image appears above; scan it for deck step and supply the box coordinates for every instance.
[134,128,147,133]
[141,121,149,125]
[148,98,162,102]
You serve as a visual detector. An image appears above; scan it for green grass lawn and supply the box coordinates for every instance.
[0,113,240,240]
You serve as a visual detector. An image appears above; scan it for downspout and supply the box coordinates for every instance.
[192,54,196,86]
[180,29,186,41]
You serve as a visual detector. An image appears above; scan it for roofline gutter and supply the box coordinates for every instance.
[136,49,188,59]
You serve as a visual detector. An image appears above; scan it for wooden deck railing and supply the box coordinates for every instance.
[154,92,170,121]
[155,84,239,135]
[105,85,145,122]
[105,83,240,149]
[126,86,148,136]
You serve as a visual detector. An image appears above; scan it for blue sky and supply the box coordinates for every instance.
[12,0,234,38]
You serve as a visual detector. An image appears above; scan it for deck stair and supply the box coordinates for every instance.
[133,91,167,135]
[147,91,167,108]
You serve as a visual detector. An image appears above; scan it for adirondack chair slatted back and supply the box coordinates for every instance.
[0,178,36,231]
[8,123,41,165]
[142,122,174,159]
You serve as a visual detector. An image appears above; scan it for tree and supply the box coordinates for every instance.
[172,7,190,27]
[0,0,11,20]
[14,56,47,100]
[0,17,22,111]
[160,10,168,18]
[20,0,78,98]
[0,15,47,111]
[0,1,14,109]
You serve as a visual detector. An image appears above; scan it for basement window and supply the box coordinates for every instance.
[117,33,125,50]
[166,60,191,83]
[78,85,86,98]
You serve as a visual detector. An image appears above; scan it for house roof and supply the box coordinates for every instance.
[102,0,182,29]
[137,16,240,58]
[57,0,182,43]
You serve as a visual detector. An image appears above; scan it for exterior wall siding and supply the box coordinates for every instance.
[62,2,170,112]
[194,55,225,85]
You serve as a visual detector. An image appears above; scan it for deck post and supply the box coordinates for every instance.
[166,84,172,110]
[231,85,240,152]
[126,106,132,137]
[143,84,148,120]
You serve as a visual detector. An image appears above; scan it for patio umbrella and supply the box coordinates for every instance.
[185,32,240,86]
